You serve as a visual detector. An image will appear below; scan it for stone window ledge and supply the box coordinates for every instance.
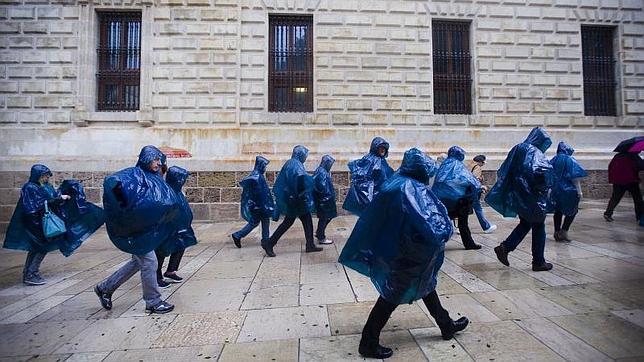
[71,108,153,127]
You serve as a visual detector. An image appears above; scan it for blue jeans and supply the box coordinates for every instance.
[502,217,546,266]
[233,218,270,241]
[473,198,491,231]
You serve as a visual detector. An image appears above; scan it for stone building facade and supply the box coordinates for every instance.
[0,0,643,227]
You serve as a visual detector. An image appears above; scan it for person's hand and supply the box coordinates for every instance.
[482,185,489,193]
[61,194,71,200]
[578,191,583,200]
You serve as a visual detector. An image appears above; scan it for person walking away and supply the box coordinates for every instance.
[603,151,643,224]
[549,142,587,241]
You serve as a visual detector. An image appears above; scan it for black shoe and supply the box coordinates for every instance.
[532,262,553,272]
[494,244,510,266]
[158,279,171,289]
[94,285,112,310]
[440,317,469,340]
[305,246,323,253]
[146,301,175,314]
[603,214,613,222]
[358,338,394,359]
[163,272,183,283]
[231,234,241,248]
[262,242,276,257]
[464,243,482,250]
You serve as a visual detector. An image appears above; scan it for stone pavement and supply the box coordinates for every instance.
[0,199,642,361]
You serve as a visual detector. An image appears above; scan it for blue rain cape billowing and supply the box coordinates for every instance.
[343,137,395,216]
[339,148,452,305]
[103,146,181,255]
[431,146,482,212]
[486,127,554,223]
[547,142,588,216]
[3,165,105,256]
[157,166,197,257]
[313,155,337,220]
[239,156,275,222]
[273,146,315,218]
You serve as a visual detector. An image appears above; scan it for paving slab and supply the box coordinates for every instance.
[238,305,331,342]
[328,302,434,336]
[220,339,299,362]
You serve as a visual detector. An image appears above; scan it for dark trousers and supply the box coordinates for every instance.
[315,217,331,241]
[502,217,546,266]
[155,249,185,281]
[553,211,576,232]
[23,251,46,278]
[362,291,451,343]
[605,183,643,220]
[456,215,477,248]
[269,213,315,248]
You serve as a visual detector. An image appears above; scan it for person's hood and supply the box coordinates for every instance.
[399,148,436,185]
[165,166,189,193]
[556,141,575,156]
[369,137,390,158]
[29,164,52,184]
[523,127,552,153]
[447,146,466,161]
[320,155,335,172]
[292,145,309,163]
[136,145,165,171]
[254,155,270,174]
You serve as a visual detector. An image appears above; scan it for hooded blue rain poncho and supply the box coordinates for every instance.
[239,156,275,222]
[157,166,197,257]
[432,146,482,212]
[103,146,181,255]
[339,148,453,305]
[343,137,395,216]
[486,127,554,223]
[3,165,105,256]
[273,146,315,218]
[313,155,338,220]
[548,142,588,216]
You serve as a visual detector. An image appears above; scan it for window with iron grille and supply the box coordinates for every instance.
[97,11,141,111]
[432,20,472,114]
[581,26,616,116]
[269,15,313,113]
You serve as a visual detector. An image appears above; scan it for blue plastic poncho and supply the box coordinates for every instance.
[339,148,452,305]
[157,166,197,257]
[547,142,588,216]
[343,137,395,216]
[239,156,275,222]
[103,146,181,255]
[431,146,482,212]
[56,180,105,256]
[486,127,554,223]
[273,146,315,218]
[313,155,338,220]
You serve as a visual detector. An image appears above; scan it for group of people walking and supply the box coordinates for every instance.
[2,127,641,359]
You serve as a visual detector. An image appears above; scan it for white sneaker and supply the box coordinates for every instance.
[318,239,334,245]
[484,224,497,234]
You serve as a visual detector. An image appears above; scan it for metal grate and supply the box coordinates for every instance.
[268,15,313,113]
[581,26,616,116]
[432,20,472,114]
[97,11,141,112]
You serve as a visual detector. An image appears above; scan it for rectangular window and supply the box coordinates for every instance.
[269,15,313,112]
[97,11,141,111]
[581,26,616,116]
[432,20,472,114]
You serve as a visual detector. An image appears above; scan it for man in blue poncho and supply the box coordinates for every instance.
[486,127,555,272]
[264,145,323,257]
[549,142,587,242]
[339,148,469,359]
[4,165,104,285]
[231,155,274,248]
[156,166,197,286]
[313,155,337,245]
[94,145,177,314]
[432,146,482,250]
[343,137,394,215]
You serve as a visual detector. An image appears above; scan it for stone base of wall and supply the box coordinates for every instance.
[0,169,637,233]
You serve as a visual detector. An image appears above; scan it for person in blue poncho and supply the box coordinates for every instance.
[155,166,197,287]
[313,155,337,245]
[231,155,274,248]
[549,142,587,242]
[339,148,469,359]
[3,165,104,285]
[486,127,555,272]
[94,145,177,314]
[264,145,323,257]
[343,137,394,215]
[432,146,482,250]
